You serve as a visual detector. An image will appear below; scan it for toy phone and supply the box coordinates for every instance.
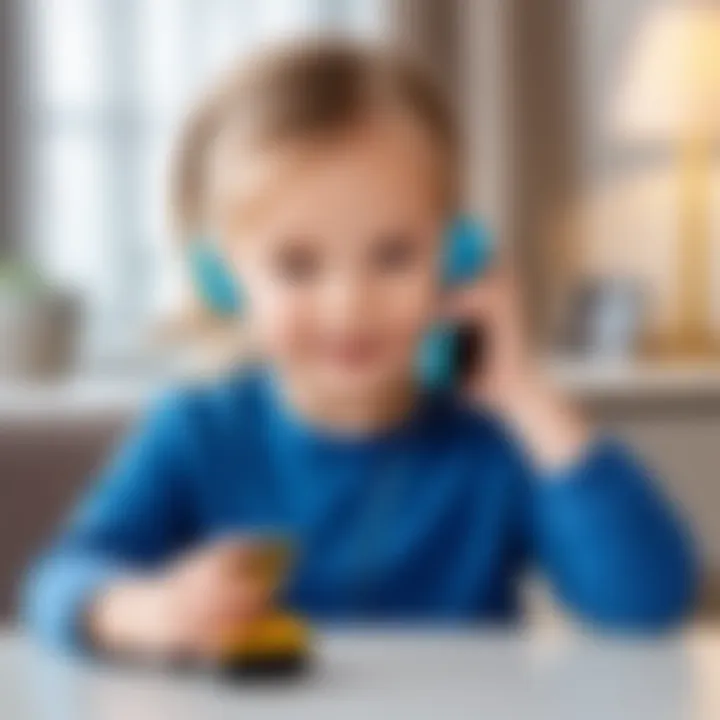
[415,216,493,389]
[189,215,494,390]
[215,538,310,678]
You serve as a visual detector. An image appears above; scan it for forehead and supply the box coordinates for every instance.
[206,113,449,240]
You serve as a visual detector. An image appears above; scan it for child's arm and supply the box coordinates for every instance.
[447,265,699,629]
[21,391,200,651]
[503,372,697,629]
[524,431,698,630]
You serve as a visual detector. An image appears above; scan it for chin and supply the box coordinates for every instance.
[315,362,409,400]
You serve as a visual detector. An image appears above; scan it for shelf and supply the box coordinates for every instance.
[548,359,720,400]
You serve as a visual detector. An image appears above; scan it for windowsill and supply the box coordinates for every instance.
[3,360,720,422]
[0,375,163,421]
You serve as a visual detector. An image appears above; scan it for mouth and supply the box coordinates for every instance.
[321,335,386,369]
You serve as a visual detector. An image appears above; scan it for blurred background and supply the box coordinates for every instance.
[0,0,719,622]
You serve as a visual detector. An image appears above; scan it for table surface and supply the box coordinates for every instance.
[1,626,718,720]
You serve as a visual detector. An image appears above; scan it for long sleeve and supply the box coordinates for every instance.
[21,391,200,651]
[527,438,699,631]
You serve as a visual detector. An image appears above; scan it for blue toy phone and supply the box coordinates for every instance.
[416,216,493,389]
[189,215,493,390]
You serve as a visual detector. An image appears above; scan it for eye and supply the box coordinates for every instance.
[371,233,419,273]
[274,242,321,284]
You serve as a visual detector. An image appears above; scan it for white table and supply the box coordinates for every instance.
[1,626,718,720]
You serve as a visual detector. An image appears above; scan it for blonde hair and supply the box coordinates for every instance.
[170,39,460,242]
[165,40,460,370]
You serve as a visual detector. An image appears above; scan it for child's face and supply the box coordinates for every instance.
[225,117,446,399]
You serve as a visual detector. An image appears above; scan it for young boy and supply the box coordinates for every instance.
[23,41,697,660]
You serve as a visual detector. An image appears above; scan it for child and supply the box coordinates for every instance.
[23,41,697,659]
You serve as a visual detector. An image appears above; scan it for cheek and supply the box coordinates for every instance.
[261,301,310,357]
[373,265,440,342]
[243,277,310,354]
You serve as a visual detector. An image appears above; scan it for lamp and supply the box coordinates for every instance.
[612,0,720,357]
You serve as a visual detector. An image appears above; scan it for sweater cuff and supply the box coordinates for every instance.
[23,554,128,654]
[534,434,622,487]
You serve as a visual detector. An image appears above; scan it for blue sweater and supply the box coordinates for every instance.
[23,371,698,648]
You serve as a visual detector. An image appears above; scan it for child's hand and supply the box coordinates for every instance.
[442,261,591,470]
[89,539,275,661]
[443,260,531,408]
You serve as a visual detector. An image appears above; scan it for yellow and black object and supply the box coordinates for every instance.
[216,538,311,678]
[218,610,310,677]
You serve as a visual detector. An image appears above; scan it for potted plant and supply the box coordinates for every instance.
[0,262,82,379]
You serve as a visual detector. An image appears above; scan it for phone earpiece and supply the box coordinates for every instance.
[441,215,493,286]
[188,240,242,317]
[416,216,494,390]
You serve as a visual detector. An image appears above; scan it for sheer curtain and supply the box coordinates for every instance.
[23,0,386,368]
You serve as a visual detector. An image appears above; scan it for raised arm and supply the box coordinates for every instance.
[447,262,699,630]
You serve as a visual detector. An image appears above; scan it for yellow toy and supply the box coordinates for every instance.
[217,539,311,677]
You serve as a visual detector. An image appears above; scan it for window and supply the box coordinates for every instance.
[24,0,385,368]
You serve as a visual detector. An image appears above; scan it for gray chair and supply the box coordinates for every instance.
[0,416,129,619]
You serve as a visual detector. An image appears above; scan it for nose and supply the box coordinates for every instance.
[319,273,372,332]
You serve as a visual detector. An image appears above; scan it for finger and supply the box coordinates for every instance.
[192,586,273,662]
[171,537,252,575]
[183,599,265,661]
[211,535,291,576]
[188,573,274,626]
[215,579,273,622]
[180,538,263,586]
